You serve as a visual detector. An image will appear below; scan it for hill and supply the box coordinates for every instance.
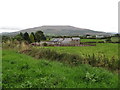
[2,25,112,36]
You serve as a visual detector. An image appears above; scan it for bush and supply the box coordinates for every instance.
[42,43,48,46]
[98,41,104,43]
[105,38,111,43]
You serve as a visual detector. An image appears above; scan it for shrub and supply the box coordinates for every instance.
[105,38,111,43]
[98,41,104,43]
[42,43,48,46]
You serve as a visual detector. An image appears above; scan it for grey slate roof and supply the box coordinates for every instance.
[51,37,80,44]
[72,37,80,40]
[51,38,64,42]
[61,38,72,44]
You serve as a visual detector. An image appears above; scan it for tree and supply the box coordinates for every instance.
[2,36,10,42]
[20,32,24,39]
[14,32,24,41]
[114,34,120,37]
[35,31,46,42]
[29,32,35,43]
[32,32,37,42]
[14,34,23,41]
[23,32,30,43]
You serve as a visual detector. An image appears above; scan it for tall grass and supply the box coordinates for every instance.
[2,40,31,52]
[21,47,119,71]
[2,50,118,88]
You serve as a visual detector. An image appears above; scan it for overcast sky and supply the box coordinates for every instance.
[0,0,119,33]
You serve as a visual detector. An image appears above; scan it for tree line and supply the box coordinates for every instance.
[2,31,46,43]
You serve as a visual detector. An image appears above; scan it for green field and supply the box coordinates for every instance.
[111,37,120,42]
[80,39,104,42]
[44,43,119,60]
[2,50,118,88]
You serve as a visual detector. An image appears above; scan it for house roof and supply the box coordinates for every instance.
[51,38,64,42]
[61,38,72,44]
[51,37,80,43]
[72,37,80,40]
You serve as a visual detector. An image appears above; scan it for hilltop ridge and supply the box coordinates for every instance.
[2,25,112,36]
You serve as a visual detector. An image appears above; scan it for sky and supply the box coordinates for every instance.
[0,0,119,33]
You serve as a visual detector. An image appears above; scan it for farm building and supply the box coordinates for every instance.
[39,37,80,46]
[52,37,80,45]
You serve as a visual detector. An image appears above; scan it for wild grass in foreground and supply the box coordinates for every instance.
[2,50,118,88]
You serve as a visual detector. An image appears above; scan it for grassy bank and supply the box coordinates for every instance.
[2,50,118,88]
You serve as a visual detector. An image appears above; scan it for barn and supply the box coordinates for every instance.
[32,37,81,46]
[51,37,80,46]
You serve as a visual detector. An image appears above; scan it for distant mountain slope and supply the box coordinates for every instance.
[2,25,112,36]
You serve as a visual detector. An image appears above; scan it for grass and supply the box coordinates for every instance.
[80,39,104,42]
[0,39,1,88]
[2,50,118,88]
[44,43,119,60]
[111,37,120,42]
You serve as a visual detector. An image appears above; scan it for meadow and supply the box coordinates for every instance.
[80,39,104,42]
[2,50,118,88]
[44,43,119,60]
